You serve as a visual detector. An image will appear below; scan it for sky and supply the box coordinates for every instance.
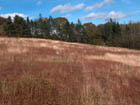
[0,0,140,25]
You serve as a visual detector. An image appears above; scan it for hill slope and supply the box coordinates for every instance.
[0,37,140,105]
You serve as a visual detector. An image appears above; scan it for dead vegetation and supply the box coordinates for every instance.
[0,37,140,105]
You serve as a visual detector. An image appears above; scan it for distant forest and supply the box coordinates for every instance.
[0,14,140,50]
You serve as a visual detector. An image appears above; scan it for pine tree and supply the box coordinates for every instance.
[75,19,89,43]
[61,21,71,41]
[40,20,50,38]
[37,14,50,38]
[49,16,55,35]
[75,19,82,42]
[3,16,16,37]
[24,17,31,37]
[69,22,77,42]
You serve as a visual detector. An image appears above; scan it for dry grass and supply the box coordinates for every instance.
[0,37,140,105]
[86,53,140,67]
[0,66,139,105]
[0,74,59,105]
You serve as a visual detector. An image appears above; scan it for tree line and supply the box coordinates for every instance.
[0,14,140,50]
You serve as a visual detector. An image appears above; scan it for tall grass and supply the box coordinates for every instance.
[0,75,59,105]
[0,67,139,105]
[0,73,85,105]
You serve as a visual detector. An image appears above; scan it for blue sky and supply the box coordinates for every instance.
[0,0,140,24]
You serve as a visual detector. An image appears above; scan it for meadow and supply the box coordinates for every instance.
[0,37,140,105]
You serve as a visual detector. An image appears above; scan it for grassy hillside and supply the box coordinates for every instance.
[0,37,140,105]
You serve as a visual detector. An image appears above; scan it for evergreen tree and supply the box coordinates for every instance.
[69,22,77,42]
[25,17,32,37]
[75,19,89,43]
[61,21,71,41]
[40,20,50,38]
[13,15,30,37]
[37,14,50,38]
[75,19,83,42]
[48,16,55,36]
[3,16,16,37]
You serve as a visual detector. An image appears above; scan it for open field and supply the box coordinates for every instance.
[0,37,140,105]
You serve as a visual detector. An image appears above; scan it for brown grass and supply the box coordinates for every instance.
[0,74,59,105]
[86,53,140,67]
[0,37,140,105]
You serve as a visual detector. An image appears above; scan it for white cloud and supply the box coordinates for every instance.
[85,0,114,11]
[81,11,129,20]
[51,3,85,14]
[37,0,42,5]
[0,13,27,19]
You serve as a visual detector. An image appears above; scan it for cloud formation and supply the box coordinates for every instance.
[51,3,85,14]
[85,0,114,11]
[81,11,129,20]
[0,13,27,19]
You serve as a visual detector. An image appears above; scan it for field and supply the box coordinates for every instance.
[0,37,140,105]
